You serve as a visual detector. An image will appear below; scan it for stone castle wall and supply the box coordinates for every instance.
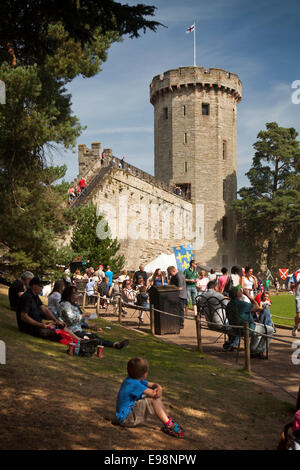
[77,155,193,270]
[150,66,242,268]
[73,66,242,271]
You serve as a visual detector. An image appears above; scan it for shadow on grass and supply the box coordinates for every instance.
[0,289,294,450]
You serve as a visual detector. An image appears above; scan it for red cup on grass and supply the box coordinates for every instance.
[97,345,104,358]
[68,343,76,356]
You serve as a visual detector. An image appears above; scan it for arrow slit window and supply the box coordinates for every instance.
[202,103,210,115]
[223,141,227,160]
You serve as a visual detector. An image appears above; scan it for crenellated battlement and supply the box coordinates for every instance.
[150,66,242,104]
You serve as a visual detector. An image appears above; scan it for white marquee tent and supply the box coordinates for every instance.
[144,253,177,273]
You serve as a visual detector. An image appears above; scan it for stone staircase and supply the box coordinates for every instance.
[70,165,112,208]
[70,154,190,209]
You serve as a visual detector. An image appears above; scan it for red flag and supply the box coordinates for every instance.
[279,268,289,280]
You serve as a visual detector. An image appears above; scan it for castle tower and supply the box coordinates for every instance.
[78,142,101,178]
[150,66,242,268]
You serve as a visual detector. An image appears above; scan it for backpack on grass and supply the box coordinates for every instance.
[78,340,96,357]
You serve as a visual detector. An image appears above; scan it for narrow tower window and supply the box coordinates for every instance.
[202,103,210,115]
[184,162,188,173]
[183,105,186,116]
[164,107,168,119]
[184,133,188,144]
[223,141,227,160]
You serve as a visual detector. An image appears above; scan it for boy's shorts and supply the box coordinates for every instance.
[120,397,154,427]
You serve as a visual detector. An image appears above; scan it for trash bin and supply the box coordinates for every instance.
[148,285,180,335]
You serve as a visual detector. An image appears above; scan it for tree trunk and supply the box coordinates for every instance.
[266,239,273,270]
[273,156,279,194]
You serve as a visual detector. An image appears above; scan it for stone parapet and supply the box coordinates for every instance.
[150,66,242,104]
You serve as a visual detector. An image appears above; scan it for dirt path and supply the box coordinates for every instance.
[101,307,300,406]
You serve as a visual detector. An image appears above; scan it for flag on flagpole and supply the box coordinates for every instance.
[186,24,195,33]
[185,23,196,66]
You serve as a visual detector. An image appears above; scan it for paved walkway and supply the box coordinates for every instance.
[98,306,300,406]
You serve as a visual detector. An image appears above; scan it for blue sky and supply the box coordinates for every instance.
[52,0,300,188]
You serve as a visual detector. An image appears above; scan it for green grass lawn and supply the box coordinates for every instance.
[270,293,296,327]
[0,286,295,449]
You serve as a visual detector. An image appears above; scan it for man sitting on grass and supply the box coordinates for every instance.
[115,357,184,438]
[9,271,34,311]
[16,277,65,341]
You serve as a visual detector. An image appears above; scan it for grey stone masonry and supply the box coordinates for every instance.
[73,150,193,270]
[150,66,242,268]
[72,65,242,271]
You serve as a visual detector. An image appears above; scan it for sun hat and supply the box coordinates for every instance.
[21,271,34,281]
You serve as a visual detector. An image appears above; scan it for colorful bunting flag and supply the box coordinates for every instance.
[279,268,289,280]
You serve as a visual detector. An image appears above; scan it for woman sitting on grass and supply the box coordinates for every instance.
[48,280,65,318]
[57,286,129,350]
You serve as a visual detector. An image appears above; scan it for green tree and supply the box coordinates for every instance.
[0,2,160,276]
[0,161,75,280]
[71,204,125,273]
[0,1,162,65]
[232,122,300,272]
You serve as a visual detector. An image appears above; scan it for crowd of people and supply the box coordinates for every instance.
[8,262,300,347]
[6,262,300,441]
[60,261,300,343]
[8,271,129,350]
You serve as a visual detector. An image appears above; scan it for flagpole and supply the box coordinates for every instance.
[194,22,196,66]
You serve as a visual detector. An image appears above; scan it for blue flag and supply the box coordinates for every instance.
[173,245,195,272]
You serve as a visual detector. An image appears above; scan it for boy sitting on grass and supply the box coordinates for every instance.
[115,357,184,438]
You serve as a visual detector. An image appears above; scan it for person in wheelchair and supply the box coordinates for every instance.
[197,280,240,351]
[226,285,274,359]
